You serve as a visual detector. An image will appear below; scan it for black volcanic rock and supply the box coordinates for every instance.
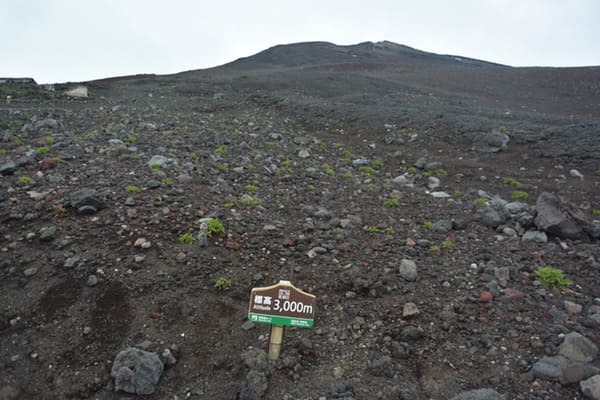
[535,192,588,241]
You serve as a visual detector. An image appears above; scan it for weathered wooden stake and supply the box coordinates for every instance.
[268,325,285,360]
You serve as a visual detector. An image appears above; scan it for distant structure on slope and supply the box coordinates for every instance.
[0,77,37,86]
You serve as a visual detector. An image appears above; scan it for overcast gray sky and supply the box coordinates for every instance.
[1,0,599,83]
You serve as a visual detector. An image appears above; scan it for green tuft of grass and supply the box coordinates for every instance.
[535,266,572,289]
[423,221,433,229]
[215,277,232,290]
[19,176,34,184]
[407,167,417,174]
[421,171,433,178]
[179,233,195,244]
[592,209,600,216]
[44,136,54,145]
[206,218,225,237]
[433,168,447,176]
[214,144,227,155]
[128,136,138,143]
[429,245,441,252]
[240,195,261,206]
[190,152,199,161]
[453,189,463,197]
[511,190,529,200]
[498,125,509,133]
[503,178,521,187]
[0,149,7,155]
[36,146,50,154]
[385,226,395,235]
[161,178,173,186]
[366,226,381,233]
[126,185,141,193]
[595,169,600,176]
[358,166,376,175]
[52,156,64,163]
[442,240,454,249]
[383,198,399,207]
[341,172,354,179]
[245,184,257,192]
[473,198,487,207]
[371,160,384,169]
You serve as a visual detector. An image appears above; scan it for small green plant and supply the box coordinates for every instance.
[535,266,572,289]
[190,152,199,161]
[240,196,261,206]
[179,233,196,244]
[592,209,600,216]
[245,163,255,171]
[372,160,384,169]
[19,176,34,184]
[206,219,225,237]
[511,190,529,200]
[341,172,354,179]
[473,198,487,207]
[407,167,417,174]
[281,159,292,167]
[216,163,229,172]
[84,132,96,140]
[501,144,509,152]
[126,185,141,193]
[214,144,227,155]
[498,125,509,133]
[503,178,521,187]
[52,156,64,163]
[36,146,50,154]
[429,245,441,252]
[151,164,162,169]
[341,149,351,157]
[441,240,454,249]
[358,166,376,174]
[215,277,232,290]
[128,136,138,144]
[307,185,316,191]
[385,226,395,234]
[0,149,7,155]
[453,189,463,197]
[224,202,234,209]
[44,136,54,145]
[384,198,399,207]
[324,167,335,175]
[423,221,433,229]
[433,168,447,176]
[421,171,432,178]
[595,169,600,176]
[366,226,381,233]
[161,178,173,186]
[245,184,257,192]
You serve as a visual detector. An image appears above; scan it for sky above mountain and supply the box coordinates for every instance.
[2,0,599,83]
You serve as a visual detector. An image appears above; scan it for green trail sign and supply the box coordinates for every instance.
[248,280,316,328]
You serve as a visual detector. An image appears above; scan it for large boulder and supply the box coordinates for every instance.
[559,332,599,363]
[472,131,509,153]
[111,347,164,395]
[535,192,588,241]
[69,189,105,215]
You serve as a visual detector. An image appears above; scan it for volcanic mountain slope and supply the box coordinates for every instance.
[0,41,600,400]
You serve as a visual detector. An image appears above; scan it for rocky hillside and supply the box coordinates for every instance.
[1,41,600,399]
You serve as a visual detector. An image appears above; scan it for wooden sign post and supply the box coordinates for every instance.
[248,280,316,360]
